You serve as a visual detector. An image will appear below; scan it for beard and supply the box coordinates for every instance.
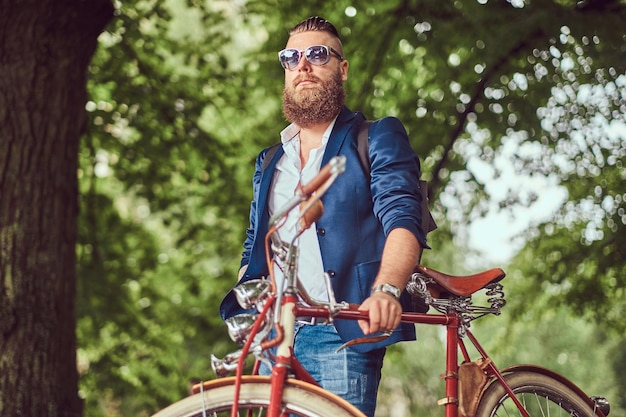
[282,70,345,128]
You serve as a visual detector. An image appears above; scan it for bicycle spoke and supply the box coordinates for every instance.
[477,371,594,417]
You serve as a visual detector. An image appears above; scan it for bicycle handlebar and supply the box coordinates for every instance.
[267,156,346,229]
[297,156,346,197]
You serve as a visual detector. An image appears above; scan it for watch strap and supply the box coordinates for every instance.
[371,283,401,299]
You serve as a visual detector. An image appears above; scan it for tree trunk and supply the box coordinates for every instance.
[0,1,113,415]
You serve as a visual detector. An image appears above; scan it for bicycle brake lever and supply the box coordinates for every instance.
[335,331,392,353]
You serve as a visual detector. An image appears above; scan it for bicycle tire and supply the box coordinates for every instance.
[476,371,598,417]
[151,375,366,417]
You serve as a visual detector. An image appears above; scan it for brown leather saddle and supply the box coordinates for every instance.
[414,265,506,298]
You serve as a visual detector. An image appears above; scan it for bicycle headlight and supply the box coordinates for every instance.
[224,314,266,344]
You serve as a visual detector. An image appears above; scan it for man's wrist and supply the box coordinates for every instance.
[371,283,401,300]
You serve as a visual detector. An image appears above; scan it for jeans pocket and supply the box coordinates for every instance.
[313,348,349,395]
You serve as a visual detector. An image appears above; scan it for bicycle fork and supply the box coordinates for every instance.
[267,298,296,417]
[267,295,319,417]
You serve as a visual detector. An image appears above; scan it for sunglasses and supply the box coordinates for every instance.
[278,45,344,70]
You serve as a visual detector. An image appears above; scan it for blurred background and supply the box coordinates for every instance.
[78,0,626,415]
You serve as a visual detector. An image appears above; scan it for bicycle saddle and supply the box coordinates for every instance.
[415,265,505,297]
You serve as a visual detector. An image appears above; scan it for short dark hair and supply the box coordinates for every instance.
[289,16,341,41]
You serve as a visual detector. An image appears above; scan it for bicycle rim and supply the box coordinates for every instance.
[151,375,366,417]
[476,371,598,417]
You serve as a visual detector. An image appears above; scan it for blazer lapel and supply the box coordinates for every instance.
[257,146,284,235]
[322,106,364,166]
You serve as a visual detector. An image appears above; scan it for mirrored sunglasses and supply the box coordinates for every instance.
[278,45,344,70]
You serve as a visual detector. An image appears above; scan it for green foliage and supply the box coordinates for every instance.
[79,0,626,415]
[378,327,446,417]
[78,1,246,414]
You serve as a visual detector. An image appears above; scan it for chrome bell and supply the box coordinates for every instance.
[234,279,272,311]
[224,313,265,344]
[211,351,240,378]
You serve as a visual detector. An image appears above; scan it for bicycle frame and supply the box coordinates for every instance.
[219,293,607,417]
[291,305,532,417]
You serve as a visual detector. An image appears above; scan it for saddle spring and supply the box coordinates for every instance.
[406,272,507,329]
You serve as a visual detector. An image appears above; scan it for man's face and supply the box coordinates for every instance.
[283,30,348,94]
[281,30,349,127]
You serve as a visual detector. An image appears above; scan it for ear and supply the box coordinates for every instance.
[341,60,349,82]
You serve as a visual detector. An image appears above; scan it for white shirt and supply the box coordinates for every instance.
[268,118,337,302]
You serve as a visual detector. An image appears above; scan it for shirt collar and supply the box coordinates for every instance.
[279,116,339,146]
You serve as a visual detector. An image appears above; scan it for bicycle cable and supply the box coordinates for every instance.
[199,381,207,417]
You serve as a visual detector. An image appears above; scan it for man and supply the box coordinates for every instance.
[220,16,428,416]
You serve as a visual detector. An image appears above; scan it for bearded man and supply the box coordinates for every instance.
[220,16,428,416]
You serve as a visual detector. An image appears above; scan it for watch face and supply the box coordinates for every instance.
[383,284,401,297]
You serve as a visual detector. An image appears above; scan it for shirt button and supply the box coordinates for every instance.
[326,270,336,278]
[317,228,326,236]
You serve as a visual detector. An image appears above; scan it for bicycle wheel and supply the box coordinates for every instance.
[151,375,366,417]
[476,371,598,417]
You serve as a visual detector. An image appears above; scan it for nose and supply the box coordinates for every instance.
[295,55,312,72]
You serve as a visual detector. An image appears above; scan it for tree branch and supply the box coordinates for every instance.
[429,26,546,198]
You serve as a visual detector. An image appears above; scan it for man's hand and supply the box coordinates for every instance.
[357,292,402,335]
[356,228,421,335]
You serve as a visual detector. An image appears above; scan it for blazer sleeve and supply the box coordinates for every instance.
[240,150,266,268]
[368,117,427,248]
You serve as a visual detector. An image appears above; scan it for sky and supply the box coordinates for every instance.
[466,173,567,265]
[462,136,569,267]
[463,110,625,267]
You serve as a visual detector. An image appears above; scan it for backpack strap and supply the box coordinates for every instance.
[261,143,281,171]
[357,120,373,179]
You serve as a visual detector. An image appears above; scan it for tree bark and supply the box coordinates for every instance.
[0,1,113,415]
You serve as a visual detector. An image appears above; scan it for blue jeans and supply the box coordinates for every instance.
[260,323,385,417]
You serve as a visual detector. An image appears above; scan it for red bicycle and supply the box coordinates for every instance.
[152,156,610,417]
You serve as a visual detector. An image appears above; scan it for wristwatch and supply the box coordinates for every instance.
[371,283,401,300]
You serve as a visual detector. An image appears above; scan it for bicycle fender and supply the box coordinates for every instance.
[497,364,607,417]
[189,376,366,417]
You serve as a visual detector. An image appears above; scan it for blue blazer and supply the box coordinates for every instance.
[220,107,427,352]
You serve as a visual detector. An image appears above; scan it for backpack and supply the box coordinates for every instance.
[261,119,437,236]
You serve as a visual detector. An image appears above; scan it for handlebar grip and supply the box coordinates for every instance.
[298,156,346,197]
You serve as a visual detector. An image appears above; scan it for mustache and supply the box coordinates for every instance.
[293,74,321,86]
